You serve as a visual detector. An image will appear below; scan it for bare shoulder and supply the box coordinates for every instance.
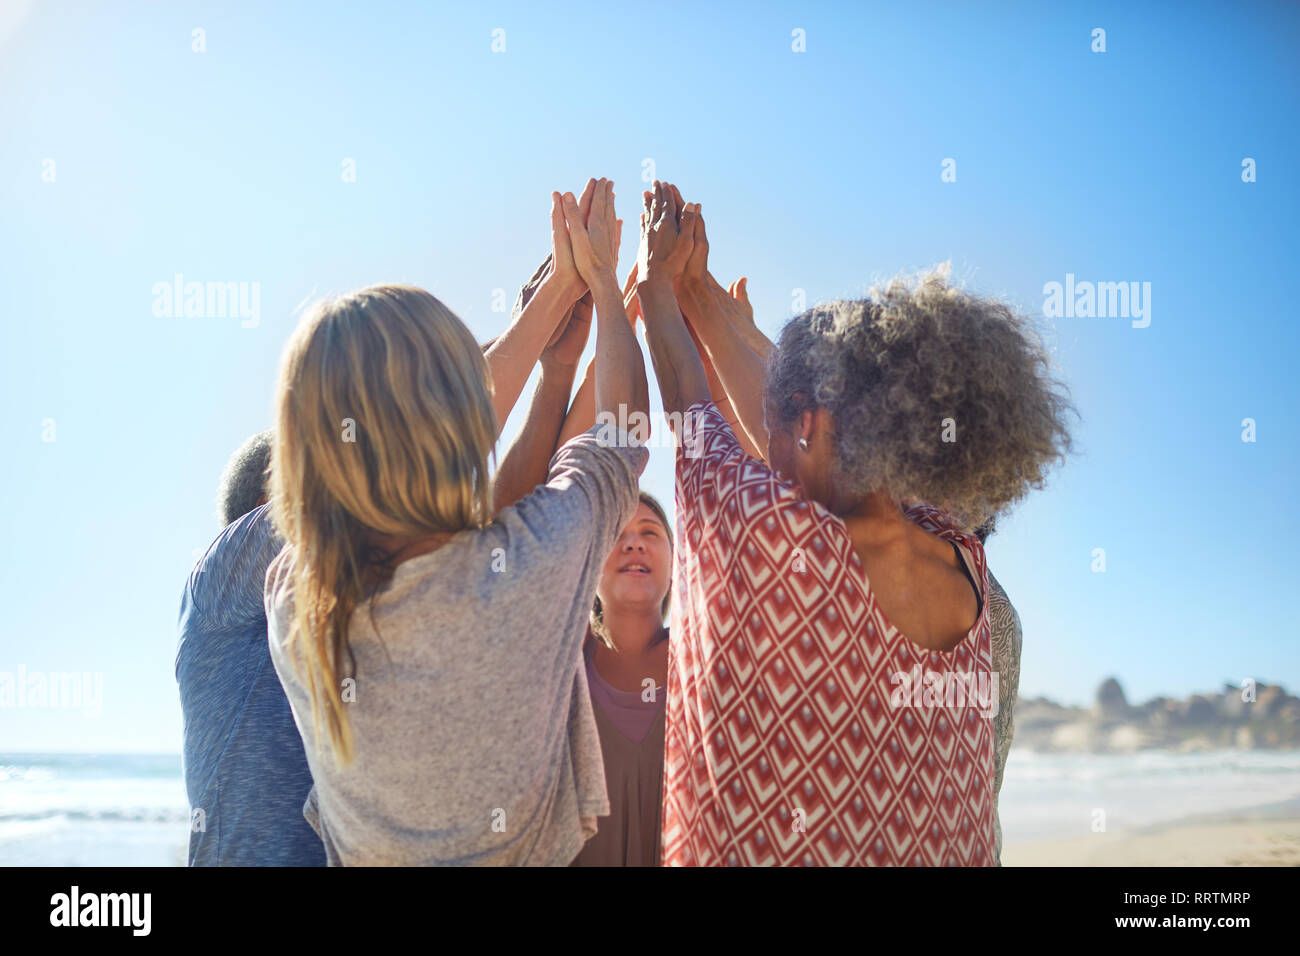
[864,522,980,653]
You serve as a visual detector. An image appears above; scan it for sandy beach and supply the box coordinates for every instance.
[1002,799,1300,866]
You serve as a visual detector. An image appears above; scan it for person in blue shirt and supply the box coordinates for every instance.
[175,431,325,866]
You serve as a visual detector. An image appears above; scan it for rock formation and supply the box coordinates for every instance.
[1013,678,1300,753]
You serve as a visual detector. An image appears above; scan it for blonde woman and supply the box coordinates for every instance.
[570,491,673,867]
[266,179,650,865]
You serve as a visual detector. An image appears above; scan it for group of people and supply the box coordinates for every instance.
[175,178,1072,866]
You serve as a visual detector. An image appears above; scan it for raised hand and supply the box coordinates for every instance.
[681,203,710,287]
[564,178,619,287]
[638,181,696,286]
[725,278,754,326]
[511,253,553,324]
[670,199,775,362]
[549,189,588,304]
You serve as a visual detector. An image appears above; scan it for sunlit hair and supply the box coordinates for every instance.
[765,264,1075,528]
[216,430,273,527]
[269,284,497,765]
[590,491,673,650]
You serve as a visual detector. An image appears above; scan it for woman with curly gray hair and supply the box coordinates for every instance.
[636,181,1072,866]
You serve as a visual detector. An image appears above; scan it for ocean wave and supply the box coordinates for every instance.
[0,806,190,839]
[0,814,69,843]
[1003,748,1300,783]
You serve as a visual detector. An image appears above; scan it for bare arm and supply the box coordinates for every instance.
[636,182,709,422]
[482,189,590,436]
[556,265,639,448]
[493,296,591,510]
[673,209,771,453]
[564,179,649,437]
[710,275,774,362]
[556,357,596,449]
[685,316,765,460]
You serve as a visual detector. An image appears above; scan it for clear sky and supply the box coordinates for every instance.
[2,0,1296,752]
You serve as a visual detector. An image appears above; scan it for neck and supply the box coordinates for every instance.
[365,529,454,566]
[600,602,665,656]
[838,490,908,542]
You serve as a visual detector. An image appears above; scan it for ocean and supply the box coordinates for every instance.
[0,753,189,867]
[3,749,1300,865]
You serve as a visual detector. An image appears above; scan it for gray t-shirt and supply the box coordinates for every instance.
[266,425,647,865]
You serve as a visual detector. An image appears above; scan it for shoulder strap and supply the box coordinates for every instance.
[949,541,984,622]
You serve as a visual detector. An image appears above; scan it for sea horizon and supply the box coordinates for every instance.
[5,748,1300,866]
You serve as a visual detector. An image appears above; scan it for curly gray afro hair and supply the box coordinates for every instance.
[217,430,273,527]
[765,265,1075,528]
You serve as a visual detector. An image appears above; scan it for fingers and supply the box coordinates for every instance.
[550,193,579,280]
[551,192,569,241]
[693,208,708,249]
[560,191,580,230]
[577,178,597,224]
[679,201,698,241]
[652,181,671,227]
[661,181,678,224]
[602,179,616,229]
[561,191,589,247]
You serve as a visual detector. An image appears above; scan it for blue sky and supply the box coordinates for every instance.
[1,0,1296,752]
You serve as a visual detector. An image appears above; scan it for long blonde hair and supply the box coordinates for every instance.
[269,284,497,765]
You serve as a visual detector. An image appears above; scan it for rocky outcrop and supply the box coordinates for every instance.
[1094,676,1129,718]
[1013,678,1300,753]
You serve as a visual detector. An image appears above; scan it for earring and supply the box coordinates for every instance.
[797,437,810,451]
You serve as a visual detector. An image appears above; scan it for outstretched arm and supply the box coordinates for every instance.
[565,179,649,440]
[556,265,639,448]
[685,314,766,461]
[672,204,771,454]
[636,182,710,424]
[482,186,592,436]
[493,294,592,510]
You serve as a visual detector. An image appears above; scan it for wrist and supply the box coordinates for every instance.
[675,273,706,295]
[587,271,622,301]
[539,355,579,378]
[538,272,585,307]
[637,275,677,296]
